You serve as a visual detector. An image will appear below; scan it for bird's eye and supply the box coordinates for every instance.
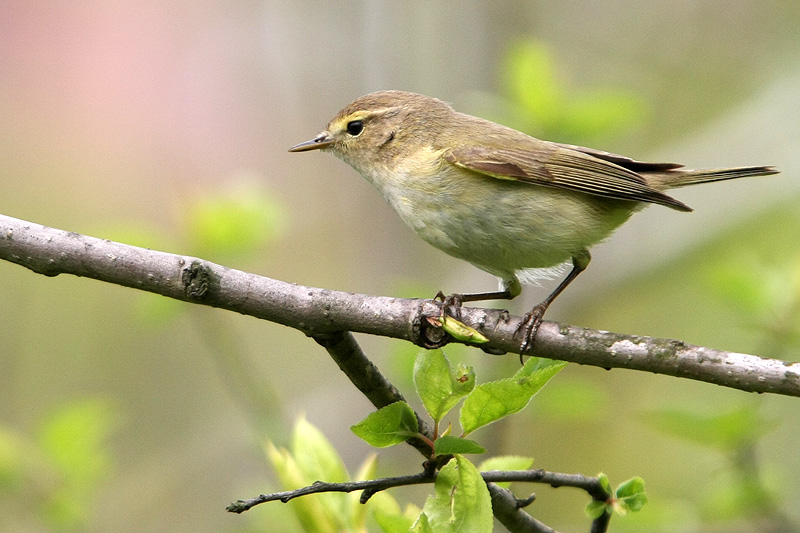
[346,120,364,136]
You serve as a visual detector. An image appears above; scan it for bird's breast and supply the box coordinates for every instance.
[351,150,634,274]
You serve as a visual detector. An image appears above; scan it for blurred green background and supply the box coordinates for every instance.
[1,2,799,531]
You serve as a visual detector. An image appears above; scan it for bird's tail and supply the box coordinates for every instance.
[661,166,779,189]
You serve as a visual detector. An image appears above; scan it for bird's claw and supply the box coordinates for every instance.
[516,304,546,363]
[434,291,464,320]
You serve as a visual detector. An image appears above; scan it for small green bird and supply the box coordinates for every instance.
[291,90,778,353]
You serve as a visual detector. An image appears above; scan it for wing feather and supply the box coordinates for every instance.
[444,144,691,212]
[552,142,684,172]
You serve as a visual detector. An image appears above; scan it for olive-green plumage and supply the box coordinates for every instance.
[290,90,778,352]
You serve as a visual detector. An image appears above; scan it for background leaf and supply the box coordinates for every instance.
[642,406,776,451]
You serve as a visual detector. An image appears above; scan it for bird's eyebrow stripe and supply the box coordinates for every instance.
[329,107,401,130]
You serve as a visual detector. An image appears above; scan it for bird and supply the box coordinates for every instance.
[290,90,778,354]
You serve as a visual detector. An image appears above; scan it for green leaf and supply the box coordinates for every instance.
[459,378,526,436]
[372,497,422,533]
[616,476,648,513]
[351,402,419,448]
[418,455,493,532]
[616,476,646,498]
[374,508,416,533]
[460,357,566,435]
[434,315,489,344]
[350,453,379,529]
[414,350,475,423]
[265,440,336,532]
[411,511,434,533]
[433,436,486,455]
[584,474,613,519]
[585,500,609,519]
[292,415,348,483]
[477,455,534,489]
[512,356,568,381]
[597,472,612,494]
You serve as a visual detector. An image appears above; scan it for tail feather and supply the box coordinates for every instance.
[663,166,779,188]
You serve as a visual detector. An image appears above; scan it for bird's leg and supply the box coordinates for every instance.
[517,252,591,358]
[434,279,520,321]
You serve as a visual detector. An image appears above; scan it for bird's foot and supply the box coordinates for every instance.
[516,303,547,363]
[433,291,464,320]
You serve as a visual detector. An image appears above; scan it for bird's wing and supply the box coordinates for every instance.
[444,144,691,212]
[551,142,684,172]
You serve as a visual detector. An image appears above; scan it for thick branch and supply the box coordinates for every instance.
[1,213,798,396]
[312,331,435,458]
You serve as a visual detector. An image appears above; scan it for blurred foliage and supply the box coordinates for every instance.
[476,455,534,489]
[643,404,791,529]
[475,39,647,146]
[530,375,611,422]
[263,351,647,531]
[576,197,800,531]
[703,249,800,358]
[132,179,286,324]
[183,179,286,264]
[119,182,289,434]
[643,405,777,452]
[0,399,120,531]
[265,416,397,533]
[586,198,800,356]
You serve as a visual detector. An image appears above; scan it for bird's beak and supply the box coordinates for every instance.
[288,131,335,152]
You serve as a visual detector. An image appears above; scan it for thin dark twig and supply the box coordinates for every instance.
[227,468,611,516]
[228,465,615,531]
[481,470,608,500]
[227,471,435,513]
